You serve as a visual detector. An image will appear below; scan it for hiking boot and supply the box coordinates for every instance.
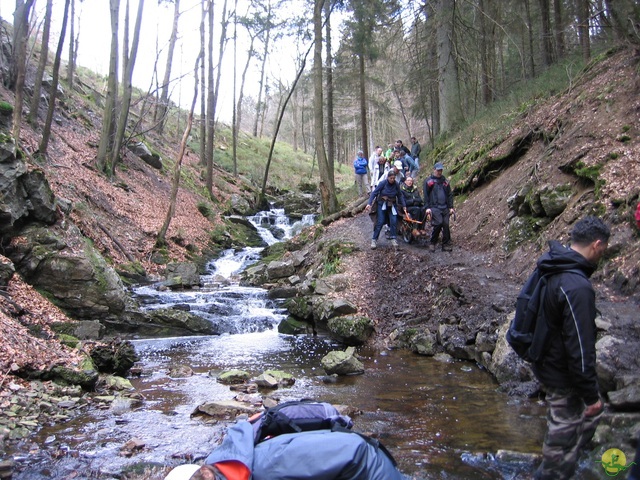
[429,243,436,252]
[371,240,377,250]
[390,239,398,248]
[442,244,453,252]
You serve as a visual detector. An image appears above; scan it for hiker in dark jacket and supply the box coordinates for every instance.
[423,162,454,252]
[365,170,407,249]
[400,177,423,221]
[532,216,610,480]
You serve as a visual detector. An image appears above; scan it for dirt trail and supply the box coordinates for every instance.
[323,211,518,345]
[319,210,639,385]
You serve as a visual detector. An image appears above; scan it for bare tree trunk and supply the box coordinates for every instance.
[96,0,120,173]
[210,0,229,171]
[199,0,206,166]
[253,1,272,137]
[358,53,368,159]
[577,0,591,62]
[260,49,310,201]
[205,0,215,195]
[157,54,202,248]
[66,0,75,88]
[10,0,35,142]
[524,0,535,78]
[436,0,462,132]
[232,0,238,176]
[38,0,71,156]
[553,0,565,59]
[324,0,335,170]
[236,36,255,140]
[538,0,553,67]
[156,0,181,134]
[109,0,145,177]
[28,0,52,126]
[314,0,337,215]
[478,0,492,105]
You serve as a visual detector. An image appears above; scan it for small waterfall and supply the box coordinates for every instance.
[247,208,316,245]
[132,207,315,334]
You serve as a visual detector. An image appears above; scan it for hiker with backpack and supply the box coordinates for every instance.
[365,169,407,249]
[508,216,610,480]
[423,162,455,252]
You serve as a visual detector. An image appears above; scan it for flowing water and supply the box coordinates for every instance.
[9,209,549,479]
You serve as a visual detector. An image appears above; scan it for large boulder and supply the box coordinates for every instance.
[321,347,364,376]
[326,315,374,345]
[489,319,536,383]
[164,262,200,289]
[0,141,57,235]
[0,255,14,287]
[127,141,162,169]
[312,297,358,323]
[5,224,128,321]
[142,308,219,336]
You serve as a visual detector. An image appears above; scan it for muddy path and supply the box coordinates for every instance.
[323,211,519,349]
[319,210,639,390]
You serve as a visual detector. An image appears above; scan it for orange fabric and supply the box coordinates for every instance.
[215,460,251,480]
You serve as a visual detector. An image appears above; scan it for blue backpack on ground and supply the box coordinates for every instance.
[250,399,354,443]
[189,399,406,479]
[506,267,585,362]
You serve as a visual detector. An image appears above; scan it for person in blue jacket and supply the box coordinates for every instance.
[365,170,407,249]
[353,150,369,196]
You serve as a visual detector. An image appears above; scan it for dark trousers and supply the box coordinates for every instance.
[373,203,398,240]
[430,208,451,245]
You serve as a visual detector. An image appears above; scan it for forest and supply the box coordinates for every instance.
[5,0,638,218]
[1,0,640,478]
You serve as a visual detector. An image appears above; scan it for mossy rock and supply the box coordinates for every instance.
[49,366,99,389]
[326,315,374,345]
[278,316,313,335]
[57,333,80,349]
[217,369,251,385]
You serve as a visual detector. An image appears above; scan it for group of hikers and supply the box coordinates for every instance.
[355,138,455,251]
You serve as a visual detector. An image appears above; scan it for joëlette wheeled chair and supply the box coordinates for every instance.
[398,208,431,244]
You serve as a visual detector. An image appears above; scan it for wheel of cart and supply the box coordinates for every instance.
[399,210,431,245]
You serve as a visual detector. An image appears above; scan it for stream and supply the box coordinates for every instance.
[11,208,550,479]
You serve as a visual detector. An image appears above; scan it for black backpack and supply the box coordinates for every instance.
[506,267,585,362]
[250,399,354,444]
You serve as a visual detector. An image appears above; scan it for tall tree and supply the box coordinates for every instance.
[28,0,53,126]
[66,0,76,88]
[576,0,590,62]
[346,0,390,159]
[436,0,462,132]
[157,54,202,248]
[252,0,274,137]
[199,0,206,166]
[205,0,215,192]
[156,0,181,134]
[39,0,71,156]
[109,0,145,177]
[10,0,35,142]
[552,0,565,59]
[96,0,119,173]
[314,0,338,215]
[232,0,238,176]
[538,0,553,67]
[324,0,335,170]
[260,47,312,205]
